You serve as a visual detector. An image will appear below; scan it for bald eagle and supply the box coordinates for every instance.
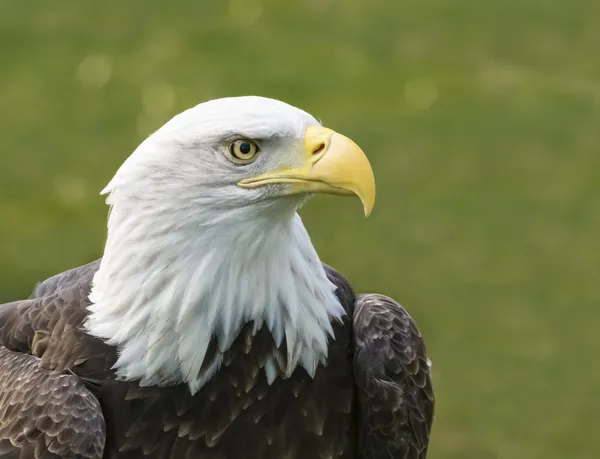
[0,97,434,459]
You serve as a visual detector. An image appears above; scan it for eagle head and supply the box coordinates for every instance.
[86,96,376,393]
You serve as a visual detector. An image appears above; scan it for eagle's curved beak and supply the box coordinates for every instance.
[237,126,376,217]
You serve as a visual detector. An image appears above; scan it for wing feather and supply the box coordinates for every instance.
[0,261,110,459]
[0,346,105,459]
[29,260,100,301]
[353,293,434,459]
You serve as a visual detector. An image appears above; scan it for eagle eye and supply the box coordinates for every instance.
[229,139,259,163]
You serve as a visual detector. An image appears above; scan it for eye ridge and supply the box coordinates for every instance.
[229,139,259,163]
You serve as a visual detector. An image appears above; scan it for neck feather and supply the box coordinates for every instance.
[85,198,345,394]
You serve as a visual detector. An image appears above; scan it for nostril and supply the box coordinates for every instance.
[312,143,326,156]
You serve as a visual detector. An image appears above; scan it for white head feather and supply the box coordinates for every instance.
[85,96,346,394]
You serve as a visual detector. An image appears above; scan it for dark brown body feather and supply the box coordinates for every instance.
[0,260,433,459]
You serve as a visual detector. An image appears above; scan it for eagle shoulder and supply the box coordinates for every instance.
[1,259,114,376]
[0,260,111,458]
[29,259,101,300]
[353,293,434,459]
[0,346,106,459]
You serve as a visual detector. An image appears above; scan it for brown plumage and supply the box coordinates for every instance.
[0,260,433,459]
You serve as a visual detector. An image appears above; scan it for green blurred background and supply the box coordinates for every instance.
[1,1,599,457]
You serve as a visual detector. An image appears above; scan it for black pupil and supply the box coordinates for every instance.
[239,142,251,155]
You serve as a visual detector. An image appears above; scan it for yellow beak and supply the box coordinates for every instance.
[237,126,376,216]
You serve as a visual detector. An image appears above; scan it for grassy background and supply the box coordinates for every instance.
[1,1,599,457]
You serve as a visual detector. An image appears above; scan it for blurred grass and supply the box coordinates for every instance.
[1,1,599,458]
